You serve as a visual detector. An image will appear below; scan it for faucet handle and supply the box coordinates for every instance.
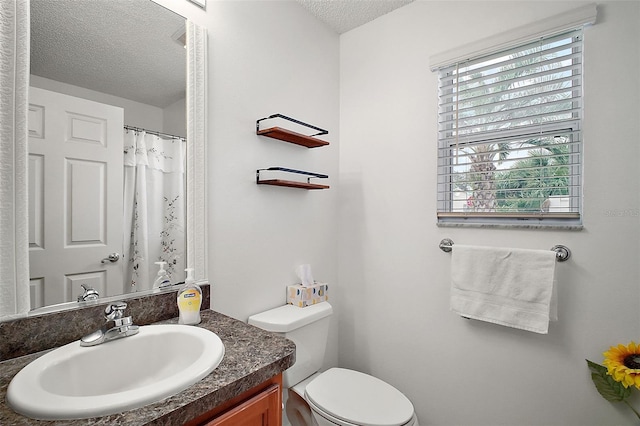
[77,284,99,302]
[104,302,128,320]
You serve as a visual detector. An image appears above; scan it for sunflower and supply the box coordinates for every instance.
[603,341,640,389]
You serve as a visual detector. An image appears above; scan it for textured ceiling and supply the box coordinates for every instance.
[30,1,414,108]
[31,0,186,108]
[296,0,415,34]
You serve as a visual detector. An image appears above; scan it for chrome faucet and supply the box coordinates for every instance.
[80,302,139,347]
[77,284,99,302]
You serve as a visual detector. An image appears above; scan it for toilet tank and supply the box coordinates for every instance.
[248,302,333,388]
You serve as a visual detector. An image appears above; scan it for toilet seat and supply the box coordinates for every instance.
[304,368,415,426]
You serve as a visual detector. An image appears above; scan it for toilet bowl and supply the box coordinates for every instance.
[248,302,419,426]
[286,388,315,425]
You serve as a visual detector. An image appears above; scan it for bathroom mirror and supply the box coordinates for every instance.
[11,0,207,318]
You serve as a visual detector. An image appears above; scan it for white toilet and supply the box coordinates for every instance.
[248,302,419,426]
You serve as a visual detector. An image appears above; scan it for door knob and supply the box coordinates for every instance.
[101,253,120,263]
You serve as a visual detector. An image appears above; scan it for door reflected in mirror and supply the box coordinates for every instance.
[29,0,188,310]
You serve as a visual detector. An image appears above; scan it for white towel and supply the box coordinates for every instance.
[450,245,558,334]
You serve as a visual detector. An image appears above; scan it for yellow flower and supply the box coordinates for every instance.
[603,341,640,389]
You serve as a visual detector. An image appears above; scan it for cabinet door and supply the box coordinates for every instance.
[205,383,281,426]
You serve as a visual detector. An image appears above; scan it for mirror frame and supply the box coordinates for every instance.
[17,19,208,320]
[186,21,208,284]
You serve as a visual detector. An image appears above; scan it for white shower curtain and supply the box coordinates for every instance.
[123,130,186,292]
[0,0,30,318]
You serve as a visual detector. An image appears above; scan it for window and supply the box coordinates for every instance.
[436,29,583,227]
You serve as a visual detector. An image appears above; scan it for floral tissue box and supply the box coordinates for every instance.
[287,283,329,307]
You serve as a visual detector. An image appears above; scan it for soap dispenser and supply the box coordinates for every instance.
[153,261,171,288]
[177,268,202,325]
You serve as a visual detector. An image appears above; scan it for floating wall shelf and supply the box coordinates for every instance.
[256,114,329,148]
[256,167,329,190]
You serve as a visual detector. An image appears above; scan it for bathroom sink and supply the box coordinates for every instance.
[7,324,224,420]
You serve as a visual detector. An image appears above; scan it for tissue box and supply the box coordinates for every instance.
[287,283,329,307]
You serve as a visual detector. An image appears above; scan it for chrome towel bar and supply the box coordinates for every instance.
[438,238,571,262]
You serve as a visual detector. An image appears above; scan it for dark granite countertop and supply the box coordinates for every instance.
[0,310,296,425]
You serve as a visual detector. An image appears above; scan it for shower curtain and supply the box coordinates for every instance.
[123,130,186,292]
[0,0,30,318]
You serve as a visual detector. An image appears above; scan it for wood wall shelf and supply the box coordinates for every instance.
[256,114,329,148]
[257,127,329,148]
[257,179,330,190]
[256,167,329,190]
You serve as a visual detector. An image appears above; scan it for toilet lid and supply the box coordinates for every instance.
[304,368,414,426]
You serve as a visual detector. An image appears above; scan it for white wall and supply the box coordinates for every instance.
[155,0,341,368]
[163,97,186,138]
[206,1,339,342]
[339,1,640,425]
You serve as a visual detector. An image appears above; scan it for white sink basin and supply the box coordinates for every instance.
[7,324,224,420]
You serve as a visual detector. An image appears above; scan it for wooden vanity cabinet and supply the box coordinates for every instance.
[185,374,282,426]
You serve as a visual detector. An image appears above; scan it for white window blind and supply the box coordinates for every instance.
[436,29,583,226]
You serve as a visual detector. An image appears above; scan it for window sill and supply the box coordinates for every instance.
[436,221,583,231]
[437,212,582,230]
